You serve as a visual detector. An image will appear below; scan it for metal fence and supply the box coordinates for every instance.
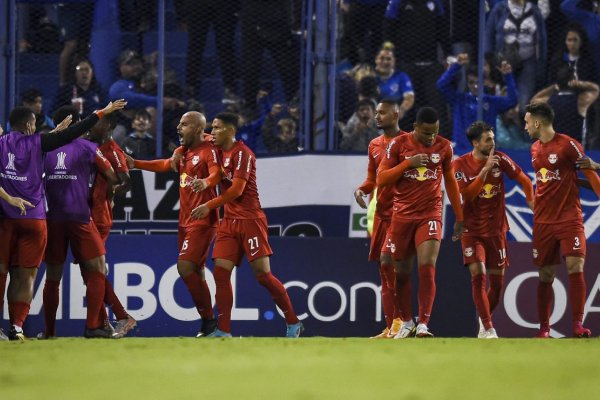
[2,1,600,154]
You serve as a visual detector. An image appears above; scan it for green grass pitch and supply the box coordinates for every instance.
[2,338,600,400]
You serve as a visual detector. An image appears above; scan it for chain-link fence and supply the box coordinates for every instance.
[10,0,302,156]
[335,0,600,152]
[6,1,600,154]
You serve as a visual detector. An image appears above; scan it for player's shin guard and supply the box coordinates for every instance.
[104,278,128,321]
[256,272,299,324]
[395,271,412,322]
[418,265,436,325]
[537,281,554,331]
[214,267,233,333]
[487,274,504,313]
[472,274,492,330]
[380,263,396,327]
[182,272,214,320]
[568,272,586,323]
[86,271,106,329]
[43,279,60,336]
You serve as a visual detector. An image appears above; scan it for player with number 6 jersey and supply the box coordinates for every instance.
[191,112,302,338]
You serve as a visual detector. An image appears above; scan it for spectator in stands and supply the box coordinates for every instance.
[121,109,156,160]
[374,45,415,122]
[262,104,300,153]
[20,88,55,134]
[561,1,600,80]
[339,0,389,66]
[549,23,597,83]
[53,58,107,117]
[436,53,518,151]
[340,99,379,151]
[177,0,239,99]
[383,0,451,136]
[239,0,300,109]
[57,1,94,86]
[531,64,599,144]
[485,0,547,113]
[495,106,531,149]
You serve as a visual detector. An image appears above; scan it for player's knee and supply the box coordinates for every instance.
[538,268,555,283]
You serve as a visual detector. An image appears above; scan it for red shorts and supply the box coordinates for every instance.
[95,224,111,244]
[369,216,391,261]
[533,221,586,266]
[44,220,105,264]
[178,225,217,267]
[385,217,442,261]
[461,234,509,270]
[0,218,47,267]
[212,217,273,265]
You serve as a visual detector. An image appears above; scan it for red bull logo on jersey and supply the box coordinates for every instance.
[180,172,194,187]
[478,183,501,199]
[536,168,560,183]
[404,166,438,181]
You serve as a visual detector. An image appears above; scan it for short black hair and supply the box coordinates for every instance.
[357,98,376,111]
[466,121,493,144]
[53,105,81,126]
[378,98,398,108]
[8,106,35,128]
[526,102,555,124]
[134,109,152,120]
[21,88,42,104]
[358,76,379,98]
[214,112,239,128]
[416,107,439,124]
[555,64,575,90]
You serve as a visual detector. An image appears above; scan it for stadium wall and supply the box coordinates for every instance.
[7,237,600,338]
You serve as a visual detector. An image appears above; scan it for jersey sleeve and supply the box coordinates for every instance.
[564,137,586,163]
[231,147,254,181]
[111,145,129,173]
[441,142,454,172]
[379,138,401,171]
[499,152,521,180]
[451,158,469,191]
[94,149,112,173]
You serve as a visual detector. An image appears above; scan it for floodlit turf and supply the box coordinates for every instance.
[2,338,600,400]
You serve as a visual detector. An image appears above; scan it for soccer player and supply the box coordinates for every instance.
[354,99,403,338]
[42,105,122,339]
[452,121,534,339]
[126,111,219,337]
[191,112,303,338]
[524,102,600,338]
[88,114,137,336]
[377,107,464,338]
[0,99,126,340]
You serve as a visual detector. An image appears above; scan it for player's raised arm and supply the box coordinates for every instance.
[460,148,500,202]
[126,153,174,173]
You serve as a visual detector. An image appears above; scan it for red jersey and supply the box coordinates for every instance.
[178,142,220,228]
[220,140,264,220]
[531,133,584,224]
[380,132,453,220]
[359,133,402,220]
[453,151,521,237]
[91,139,128,228]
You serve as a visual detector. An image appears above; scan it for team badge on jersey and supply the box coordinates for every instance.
[548,154,558,164]
[492,168,501,178]
[431,153,440,163]
[224,158,230,167]
[464,247,473,257]
[532,249,538,259]
[455,171,464,181]
[192,155,200,165]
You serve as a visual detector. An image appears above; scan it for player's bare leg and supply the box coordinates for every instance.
[40,263,65,338]
[414,239,440,338]
[536,264,558,338]
[178,260,217,337]
[565,256,590,338]
[250,256,303,337]
[80,256,114,338]
[211,259,235,337]
[468,262,498,338]
[392,256,416,339]
[6,265,37,340]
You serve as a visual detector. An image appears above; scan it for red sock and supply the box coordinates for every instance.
[214,267,233,333]
[380,263,396,327]
[182,272,214,320]
[8,301,30,328]
[418,264,436,325]
[256,272,299,324]
[395,271,412,322]
[472,274,492,330]
[86,271,106,329]
[104,278,128,320]
[487,274,504,313]
[537,281,554,331]
[569,272,586,323]
[0,273,7,317]
[43,279,61,336]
